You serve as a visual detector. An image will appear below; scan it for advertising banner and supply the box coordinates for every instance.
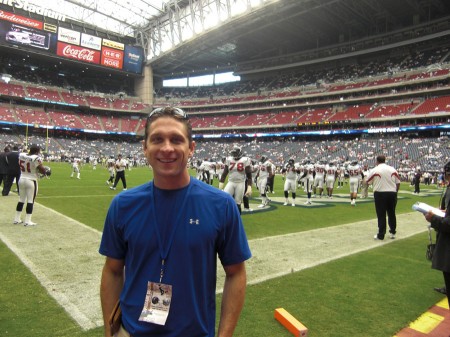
[0,9,43,29]
[101,46,123,69]
[0,9,144,74]
[102,38,124,50]
[123,45,144,74]
[56,41,100,64]
[0,21,57,52]
[81,33,101,50]
[58,27,80,45]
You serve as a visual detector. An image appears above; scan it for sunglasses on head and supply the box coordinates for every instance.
[148,107,188,119]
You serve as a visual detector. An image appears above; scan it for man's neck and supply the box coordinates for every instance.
[154,173,191,190]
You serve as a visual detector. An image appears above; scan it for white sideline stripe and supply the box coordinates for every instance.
[0,196,429,331]
[0,233,99,330]
[0,197,104,331]
[216,211,428,290]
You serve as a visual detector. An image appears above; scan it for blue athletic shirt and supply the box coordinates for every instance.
[99,177,252,337]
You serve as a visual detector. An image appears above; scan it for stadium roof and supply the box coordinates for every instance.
[148,0,450,77]
[35,0,165,37]
[11,0,450,78]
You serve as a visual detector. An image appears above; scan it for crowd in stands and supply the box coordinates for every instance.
[0,32,450,181]
[1,130,449,177]
[0,52,135,95]
[155,39,450,103]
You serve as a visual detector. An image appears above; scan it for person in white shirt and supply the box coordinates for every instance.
[282,158,299,206]
[347,160,362,206]
[301,160,315,205]
[313,160,326,198]
[110,154,127,191]
[106,157,115,185]
[70,157,81,179]
[13,144,49,226]
[255,155,273,208]
[219,146,253,214]
[366,155,401,240]
[325,161,338,198]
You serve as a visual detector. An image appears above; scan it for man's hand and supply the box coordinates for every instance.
[245,185,252,196]
[424,210,434,222]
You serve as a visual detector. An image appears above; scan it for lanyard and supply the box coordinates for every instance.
[150,181,192,283]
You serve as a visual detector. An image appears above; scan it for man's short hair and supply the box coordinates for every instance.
[376,155,386,163]
[144,107,192,143]
[29,144,40,155]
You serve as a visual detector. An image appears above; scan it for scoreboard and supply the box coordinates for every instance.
[0,8,144,74]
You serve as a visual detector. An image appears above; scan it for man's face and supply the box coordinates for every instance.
[143,116,194,181]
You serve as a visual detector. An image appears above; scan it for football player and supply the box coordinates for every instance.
[106,156,116,185]
[267,159,276,194]
[360,163,370,198]
[216,157,226,181]
[281,158,299,206]
[300,160,315,205]
[325,161,338,198]
[336,164,345,188]
[255,155,273,208]
[313,160,326,198]
[348,160,363,206]
[70,157,81,179]
[219,146,253,214]
[195,159,203,180]
[13,144,49,226]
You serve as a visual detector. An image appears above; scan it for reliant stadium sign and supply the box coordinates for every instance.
[0,0,66,22]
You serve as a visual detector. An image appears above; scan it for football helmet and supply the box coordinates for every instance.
[45,166,51,176]
[261,155,268,163]
[39,166,51,178]
[288,158,295,165]
[230,147,243,160]
[351,160,358,166]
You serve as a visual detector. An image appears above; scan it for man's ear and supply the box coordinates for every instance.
[189,141,196,157]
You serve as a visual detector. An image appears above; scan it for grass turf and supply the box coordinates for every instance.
[0,162,445,337]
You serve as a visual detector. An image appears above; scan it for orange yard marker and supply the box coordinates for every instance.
[274,308,308,337]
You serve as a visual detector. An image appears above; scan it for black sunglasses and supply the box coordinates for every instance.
[148,107,188,119]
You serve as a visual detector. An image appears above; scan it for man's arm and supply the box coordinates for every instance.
[217,262,247,337]
[100,257,125,337]
[219,166,229,189]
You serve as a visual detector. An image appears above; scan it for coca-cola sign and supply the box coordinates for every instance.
[57,42,100,64]
[0,10,43,29]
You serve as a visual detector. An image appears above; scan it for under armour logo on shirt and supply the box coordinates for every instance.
[189,219,200,225]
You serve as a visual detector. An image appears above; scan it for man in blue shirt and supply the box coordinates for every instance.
[99,107,251,337]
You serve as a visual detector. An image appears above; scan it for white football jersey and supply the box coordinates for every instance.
[226,156,251,183]
[325,164,337,179]
[348,164,362,180]
[258,161,272,179]
[19,153,42,180]
[303,163,315,179]
[314,163,326,178]
[283,163,297,180]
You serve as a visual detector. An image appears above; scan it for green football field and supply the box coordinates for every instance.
[0,162,445,337]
